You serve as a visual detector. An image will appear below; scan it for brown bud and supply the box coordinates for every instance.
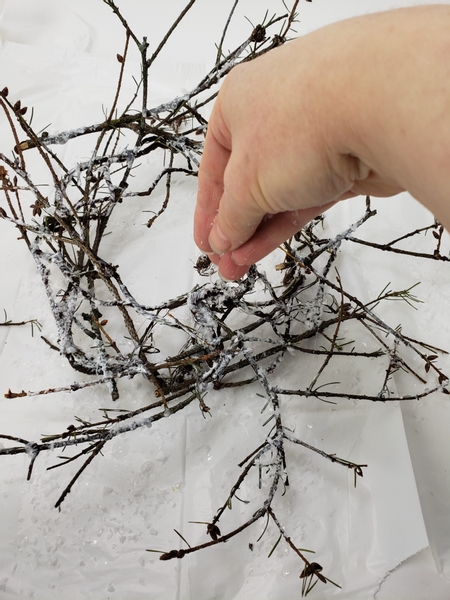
[19,106,28,116]
[116,54,124,63]
[250,24,266,43]
[0,87,9,98]
[207,523,221,540]
[0,207,7,218]
[300,562,324,579]
[13,100,21,111]
[30,202,42,217]
[159,550,179,561]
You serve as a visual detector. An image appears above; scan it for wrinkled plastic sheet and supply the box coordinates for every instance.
[1,1,450,599]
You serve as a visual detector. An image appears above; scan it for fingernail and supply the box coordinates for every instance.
[209,222,231,254]
[230,254,245,266]
[230,251,250,267]
[218,271,234,283]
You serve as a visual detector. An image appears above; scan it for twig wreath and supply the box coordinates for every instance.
[0,1,449,595]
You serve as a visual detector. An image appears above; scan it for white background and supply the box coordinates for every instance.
[1,1,450,599]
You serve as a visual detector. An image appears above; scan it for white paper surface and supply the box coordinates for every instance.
[1,1,450,599]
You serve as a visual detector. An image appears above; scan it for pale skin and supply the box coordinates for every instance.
[194,4,450,281]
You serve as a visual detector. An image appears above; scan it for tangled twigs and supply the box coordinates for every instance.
[0,2,449,596]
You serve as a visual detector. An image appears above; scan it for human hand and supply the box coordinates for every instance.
[194,10,430,280]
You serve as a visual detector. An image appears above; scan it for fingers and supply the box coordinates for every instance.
[194,100,231,254]
[194,76,268,256]
[212,203,336,281]
[231,203,336,268]
[216,252,250,282]
[197,134,268,256]
[207,182,267,255]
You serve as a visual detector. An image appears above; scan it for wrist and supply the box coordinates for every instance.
[330,5,450,223]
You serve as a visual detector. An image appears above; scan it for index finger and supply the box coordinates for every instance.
[194,103,231,254]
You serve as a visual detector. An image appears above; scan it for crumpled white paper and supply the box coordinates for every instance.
[1,1,450,599]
